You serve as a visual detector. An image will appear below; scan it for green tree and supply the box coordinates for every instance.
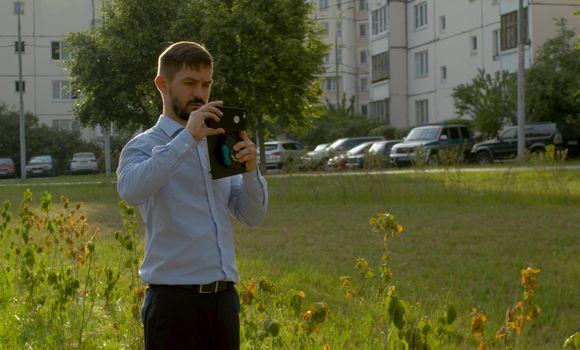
[66,0,328,172]
[66,0,187,131]
[452,69,516,138]
[525,18,580,124]
[301,96,383,148]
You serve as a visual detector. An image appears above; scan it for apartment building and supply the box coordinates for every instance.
[311,0,372,117]
[499,0,580,72]
[367,0,579,128]
[0,0,107,141]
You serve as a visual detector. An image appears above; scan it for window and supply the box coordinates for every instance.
[14,1,24,15]
[501,9,528,51]
[439,16,446,33]
[14,41,25,53]
[492,29,500,59]
[371,5,388,36]
[492,0,498,5]
[52,80,76,100]
[319,0,329,10]
[369,98,390,122]
[325,77,337,92]
[360,104,368,116]
[15,80,25,93]
[337,48,342,64]
[415,99,429,124]
[470,36,478,54]
[51,41,69,60]
[360,76,369,91]
[321,22,329,38]
[53,119,73,132]
[359,49,368,64]
[371,51,389,83]
[337,21,342,38]
[440,66,447,83]
[415,50,428,78]
[414,2,428,29]
[337,0,341,11]
[323,53,330,65]
[359,23,368,38]
[448,127,461,140]
[359,0,368,11]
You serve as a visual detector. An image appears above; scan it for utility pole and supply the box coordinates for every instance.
[334,19,340,106]
[516,0,526,160]
[15,1,27,180]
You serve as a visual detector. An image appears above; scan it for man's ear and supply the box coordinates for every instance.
[154,75,167,94]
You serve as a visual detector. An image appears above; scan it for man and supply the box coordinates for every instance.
[117,41,268,349]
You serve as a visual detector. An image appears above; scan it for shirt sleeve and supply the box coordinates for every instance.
[228,168,268,227]
[117,130,198,204]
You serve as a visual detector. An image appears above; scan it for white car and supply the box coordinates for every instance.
[70,152,99,174]
[260,140,304,169]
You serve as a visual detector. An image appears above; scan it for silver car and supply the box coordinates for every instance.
[260,140,304,169]
[70,152,99,174]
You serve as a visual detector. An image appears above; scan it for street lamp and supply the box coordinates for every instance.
[14,1,27,180]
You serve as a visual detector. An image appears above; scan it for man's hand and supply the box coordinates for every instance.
[233,131,258,172]
[186,101,225,141]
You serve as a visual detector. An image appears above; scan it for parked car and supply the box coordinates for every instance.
[470,122,580,164]
[390,124,473,166]
[327,141,375,170]
[260,140,304,169]
[301,136,385,169]
[347,140,402,169]
[70,152,99,174]
[0,157,16,178]
[25,155,57,177]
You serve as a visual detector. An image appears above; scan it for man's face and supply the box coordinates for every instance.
[167,65,213,121]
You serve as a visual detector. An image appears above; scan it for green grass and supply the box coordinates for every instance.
[0,167,579,349]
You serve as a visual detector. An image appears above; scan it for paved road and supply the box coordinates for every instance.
[1,164,579,187]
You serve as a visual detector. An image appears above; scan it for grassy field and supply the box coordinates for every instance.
[0,166,578,349]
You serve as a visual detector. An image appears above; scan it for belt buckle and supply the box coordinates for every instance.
[199,282,218,294]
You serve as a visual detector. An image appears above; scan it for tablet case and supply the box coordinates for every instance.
[205,106,248,179]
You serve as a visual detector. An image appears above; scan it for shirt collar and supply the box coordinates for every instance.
[157,115,184,139]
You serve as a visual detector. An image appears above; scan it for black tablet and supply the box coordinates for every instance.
[205,106,248,179]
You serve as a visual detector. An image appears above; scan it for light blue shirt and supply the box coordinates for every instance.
[117,115,268,285]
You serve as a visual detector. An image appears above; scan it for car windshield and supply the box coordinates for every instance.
[264,144,278,152]
[405,127,440,141]
[30,156,50,164]
[347,142,372,155]
[314,144,328,151]
[0,159,13,165]
[368,143,385,153]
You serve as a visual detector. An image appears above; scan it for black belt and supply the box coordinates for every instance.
[151,281,234,294]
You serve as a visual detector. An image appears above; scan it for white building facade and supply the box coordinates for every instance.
[367,0,580,128]
[0,0,107,141]
[311,0,372,117]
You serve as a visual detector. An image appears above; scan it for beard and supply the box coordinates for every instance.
[169,91,207,122]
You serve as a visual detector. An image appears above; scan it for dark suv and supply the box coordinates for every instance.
[470,122,580,164]
[389,124,473,166]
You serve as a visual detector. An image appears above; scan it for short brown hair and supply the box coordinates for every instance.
[157,41,213,81]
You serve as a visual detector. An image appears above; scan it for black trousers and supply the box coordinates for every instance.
[142,284,240,350]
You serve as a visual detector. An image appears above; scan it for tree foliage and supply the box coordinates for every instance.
[300,96,383,148]
[0,103,101,175]
[66,0,328,142]
[525,18,580,124]
[452,69,516,138]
